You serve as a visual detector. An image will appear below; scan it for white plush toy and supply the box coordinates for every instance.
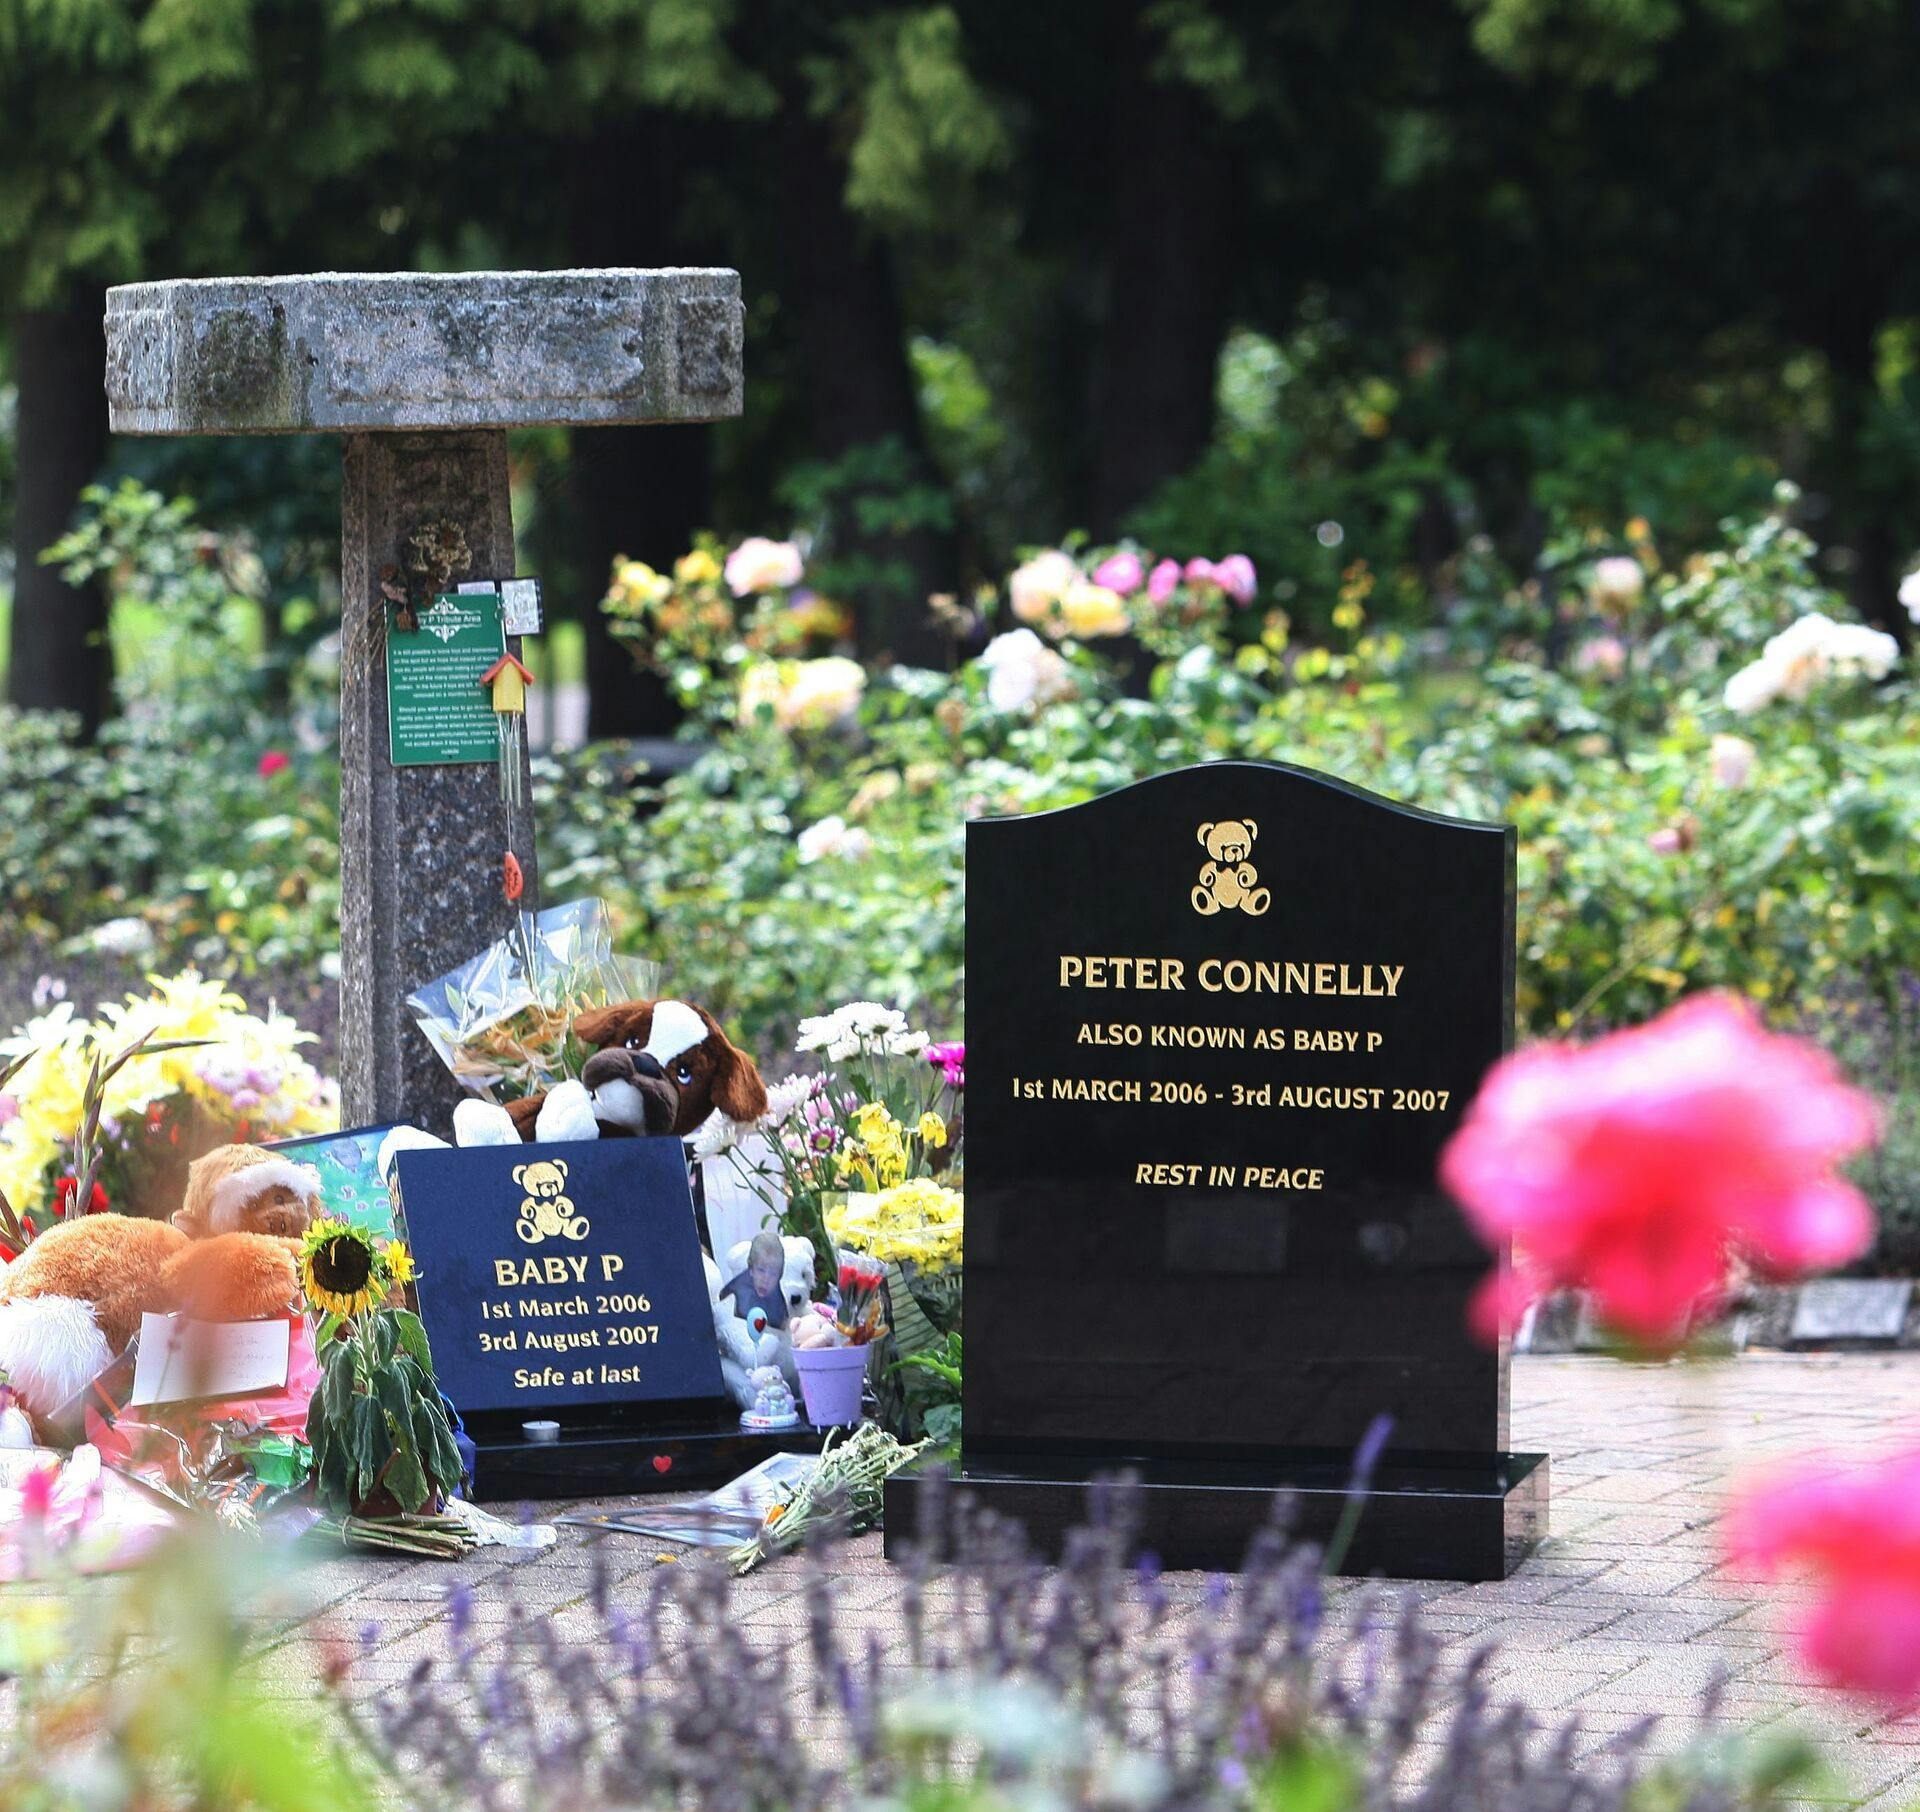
[531,1079,601,1145]
[375,1089,592,1187]
[703,1231,816,1410]
[453,1099,521,1147]
[375,1124,450,1185]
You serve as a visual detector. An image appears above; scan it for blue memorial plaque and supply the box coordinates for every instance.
[393,1138,725,1417]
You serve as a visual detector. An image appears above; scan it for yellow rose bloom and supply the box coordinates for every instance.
[1058,580,1130,639]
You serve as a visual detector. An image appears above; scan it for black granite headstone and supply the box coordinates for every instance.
[394,1139,816,1498]
[885,760,1547,1579]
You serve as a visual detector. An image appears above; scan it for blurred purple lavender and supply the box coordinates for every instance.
[333,1477,1817,1812]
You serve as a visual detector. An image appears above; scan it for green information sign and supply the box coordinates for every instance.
[387,591,508,767]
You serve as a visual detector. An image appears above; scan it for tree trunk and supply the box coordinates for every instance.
[9,290,112,731]
[777,110,954,664]
[1085,31,1240,535]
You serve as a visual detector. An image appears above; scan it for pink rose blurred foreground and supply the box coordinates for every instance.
[1440,994,1878,1346]
[1726,1445,1920,1710]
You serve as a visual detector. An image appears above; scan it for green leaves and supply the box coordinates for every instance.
[308,1315,464,1515]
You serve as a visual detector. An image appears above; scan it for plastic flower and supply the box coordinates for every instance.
[724,536,804,597]
[256,749,291,778]
[1440,994,1878,1347]
[1726,1446,1920,1708]
[300,1219,386,1319]
[1008,549,1079,624]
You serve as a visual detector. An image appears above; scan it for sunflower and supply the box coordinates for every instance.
[383,1240,418,1288]
[300,1218,385,1318]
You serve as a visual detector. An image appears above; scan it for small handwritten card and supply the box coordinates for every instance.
[130,1314,292,1408]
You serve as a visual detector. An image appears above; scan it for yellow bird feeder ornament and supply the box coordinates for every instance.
[478,652,535,808]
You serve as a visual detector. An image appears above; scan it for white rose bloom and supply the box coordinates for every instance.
[977,628,1072,713]
[1722,656,1781,715]
[1007,549,1079,624]
[1709,734,1757,789]
[777,657,866,731]
[724,536,805,597]
[797,816,873,865]
[1724,613,1899,711]
[1590,556,1645,606]
[1900,568,1920,625]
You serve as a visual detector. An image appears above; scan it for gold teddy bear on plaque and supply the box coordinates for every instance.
[1192,820,1271,917]
[512,1158,589,1244]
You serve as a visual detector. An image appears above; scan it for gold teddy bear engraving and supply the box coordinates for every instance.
[512,1158,590,1244]
[1192,819,1271,917]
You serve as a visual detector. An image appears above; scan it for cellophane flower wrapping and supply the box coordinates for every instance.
[405,898,659,1103]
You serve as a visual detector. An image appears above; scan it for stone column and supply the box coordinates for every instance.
[104,270,745,1130]
[338,430,524,1126]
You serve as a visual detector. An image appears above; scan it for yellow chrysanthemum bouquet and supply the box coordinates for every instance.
[729,1002,964,1443]
[0,972,337,1232]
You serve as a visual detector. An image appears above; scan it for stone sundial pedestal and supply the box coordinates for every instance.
[105,270,744,1130]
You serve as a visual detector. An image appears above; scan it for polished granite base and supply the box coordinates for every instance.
[884,1450,1549,1581]
[465,1405,822,1502]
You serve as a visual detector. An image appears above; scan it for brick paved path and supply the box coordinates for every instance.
[284,1354,1920,1806]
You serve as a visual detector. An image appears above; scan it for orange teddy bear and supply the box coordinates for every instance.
[0,1144,319,1423]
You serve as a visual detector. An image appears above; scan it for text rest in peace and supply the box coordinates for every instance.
[1059,957,1404,996]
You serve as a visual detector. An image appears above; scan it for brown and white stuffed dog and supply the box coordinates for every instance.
[0,1144,320,1422]
[504,998,769,1143]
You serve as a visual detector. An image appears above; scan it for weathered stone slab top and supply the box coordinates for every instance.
[105,269,743,434]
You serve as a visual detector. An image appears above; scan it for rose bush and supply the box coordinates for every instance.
[580,497,1916,1064]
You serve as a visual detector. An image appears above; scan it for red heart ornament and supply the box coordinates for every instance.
[652,1454,673,1474]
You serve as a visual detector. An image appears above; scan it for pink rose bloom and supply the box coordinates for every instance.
[1440,994,1878,1347]
[1726,1446,1920,1708]
[257,749,290,778]
[1092,552,1144,596]
[1183,557,1220,589]
[1214,554,1257,605]
[1147,559,1181,604]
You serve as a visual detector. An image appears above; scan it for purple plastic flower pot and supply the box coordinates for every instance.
[793,1342,868,1426]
